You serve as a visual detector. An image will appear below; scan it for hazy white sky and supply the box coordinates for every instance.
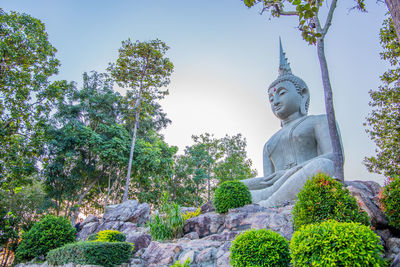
[3,0,389,184]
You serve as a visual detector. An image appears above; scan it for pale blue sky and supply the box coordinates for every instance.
[3,0,389,183]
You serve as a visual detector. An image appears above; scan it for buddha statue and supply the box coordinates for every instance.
[242,40,343,207]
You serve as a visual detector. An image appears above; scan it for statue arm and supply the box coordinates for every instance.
[263,142,275,177]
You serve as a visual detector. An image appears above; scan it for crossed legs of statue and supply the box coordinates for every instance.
[248,158,335,208]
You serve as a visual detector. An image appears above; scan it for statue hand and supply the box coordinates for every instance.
[260,165,303,187]
[260,170,285,187]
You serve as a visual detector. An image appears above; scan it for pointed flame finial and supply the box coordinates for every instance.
[279,37,292,76]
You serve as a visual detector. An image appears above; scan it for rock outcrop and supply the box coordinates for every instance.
[78,200,151,252]
[16,180,400,267]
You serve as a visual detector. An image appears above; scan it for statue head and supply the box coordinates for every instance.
[268,39,310,119]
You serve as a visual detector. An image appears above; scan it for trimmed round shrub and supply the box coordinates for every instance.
[213,180,252,213]
[380,175,400,230]
[230,229,290,267]
[290,220,385,266]
[292,172,370,230]
[47,241,133,267]
[93,230,126,242]
[15,215,76,262]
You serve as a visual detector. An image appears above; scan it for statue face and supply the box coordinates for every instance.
[268,81,302,120]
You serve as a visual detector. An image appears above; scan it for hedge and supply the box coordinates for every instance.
[47,241,133,267]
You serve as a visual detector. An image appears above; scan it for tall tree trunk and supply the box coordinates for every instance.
[386,0,400,42]
[316,37,344,181]
[123,98,142,202]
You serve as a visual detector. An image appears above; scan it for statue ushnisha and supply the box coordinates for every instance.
[242,40,343,207]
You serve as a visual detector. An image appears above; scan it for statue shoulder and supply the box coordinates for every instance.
[307,114,329,126]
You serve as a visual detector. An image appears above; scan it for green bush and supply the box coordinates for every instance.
[230,229,290,267]
[292,172,370,230]
[90,230,126,242]
[290,220,385,266]
[213,180,252,213]
[148,194,185,241]
[47,241,133,267]
[380,175,400,230]
[86,233,98,241]
[15,215,76,262]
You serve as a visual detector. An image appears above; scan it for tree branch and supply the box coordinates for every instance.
[322,0,338,37]
[267,4,298,16]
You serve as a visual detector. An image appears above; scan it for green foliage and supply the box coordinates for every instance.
[47,241,133,267]
[380,175,400,230]
[292,173,369,230]
[290,220,385,266]
[129,132,178,205]
[90,230,126,242]
[45,71,131,216]
[182,207,201,221]
[0,9,69,194]
[0,209,19,266]
[1,181,47,231]
[365,17,400,177]
[108,39,174,202]
[170,258,191,267]
[230,229,290,267]
[213,180,252,213]
[148,194,185,241]
[174,133,256,207]
[14,215,76,262]
[86,233,98,241]
[214,134,257,183]
[242,0,365,44]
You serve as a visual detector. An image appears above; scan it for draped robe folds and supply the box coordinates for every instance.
[243,114,338,207]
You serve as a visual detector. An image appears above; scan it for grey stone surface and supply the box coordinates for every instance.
[346,180,388,229]
[200,200,215,213]
[388,238,400,260]
[242,41,342,207]
[141,241,183,267]
[183,212,225,238]
[126,232,151,252]
[392,254,400,267]
[103,200,150,225]
[77,200,151,241]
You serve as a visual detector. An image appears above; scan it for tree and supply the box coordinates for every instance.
[129,133,178,205]
[385,0,400,42]
[214,134,257,183]
[173,133,257,206]
[242,0,366,181]
[108,39,174,202]
[364,17,400,177]
[0,10,68,197]
[45,72,131,223]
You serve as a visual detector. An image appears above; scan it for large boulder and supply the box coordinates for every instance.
[77,200,151,241]
[345,180,388,229]
[183,212,225,238]
[103,200,150,225]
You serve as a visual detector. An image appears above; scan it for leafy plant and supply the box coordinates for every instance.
[89,230,126,242]
[379,175,400,230]
[170,258,191,267]
[148,193,185,241]
[292,172,370,230]
[230,229,290,267]
[182,207,201,221]
[213,180,252,213]
[86,233,98,241]
[14,215,76,262]
[47,241,133,267]
[290,220,385,266]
